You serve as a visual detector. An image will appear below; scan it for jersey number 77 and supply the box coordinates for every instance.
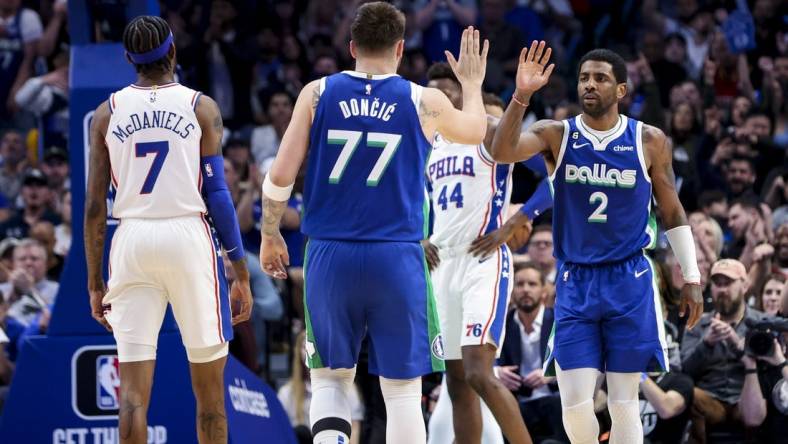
[326,129,401,186]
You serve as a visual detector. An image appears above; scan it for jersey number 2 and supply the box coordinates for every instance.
[135,141,169,194]
[327,130,401,186]
[588,191,608,223]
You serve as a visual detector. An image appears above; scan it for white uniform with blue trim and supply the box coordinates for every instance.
[103,83,233,355]
[427,135,513,360]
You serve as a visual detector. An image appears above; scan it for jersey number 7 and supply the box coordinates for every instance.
[135,141,169,194]
[327,129,401,186]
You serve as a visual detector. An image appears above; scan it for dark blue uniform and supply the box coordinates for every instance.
[544,115,667,374]
[301,71,444,378]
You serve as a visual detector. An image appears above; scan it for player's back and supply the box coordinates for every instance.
[427,136,512,247]
[302,71,432,242]
[551,115,655,264]
[106,83,206,219]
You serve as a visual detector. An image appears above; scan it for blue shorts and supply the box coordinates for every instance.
[303,239,445,379]
[544,254,668,374]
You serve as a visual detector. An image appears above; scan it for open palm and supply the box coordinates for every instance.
[516,40,555,95]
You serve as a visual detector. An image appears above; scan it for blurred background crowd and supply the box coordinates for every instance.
[0,0,787,443]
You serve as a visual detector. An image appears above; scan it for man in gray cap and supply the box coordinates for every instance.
[681,258,768,442]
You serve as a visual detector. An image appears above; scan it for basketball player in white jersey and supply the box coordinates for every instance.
[84,16,252,444]
[423,61,540,444]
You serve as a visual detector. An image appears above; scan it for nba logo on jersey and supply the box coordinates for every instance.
[96,355,120,410]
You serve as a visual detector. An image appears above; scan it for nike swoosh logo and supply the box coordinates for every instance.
[478,256,492,264]
[635,269,648,278]
[572,141,589,149]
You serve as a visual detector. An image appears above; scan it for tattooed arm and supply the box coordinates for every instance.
[260,80,318,278]
[84,101,112,331]
[646,125,688,230]
[419,87,486,145]
[647,124,703,329]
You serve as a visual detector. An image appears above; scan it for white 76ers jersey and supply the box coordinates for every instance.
[105,83,206,219]
[427,134,513,247]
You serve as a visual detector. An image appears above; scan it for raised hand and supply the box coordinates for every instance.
[445,26,489,88]
[515,40,555,98]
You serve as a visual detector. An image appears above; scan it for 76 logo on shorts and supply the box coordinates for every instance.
[465,323,482,337]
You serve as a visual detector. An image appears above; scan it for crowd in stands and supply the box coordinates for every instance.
[0,0,786,443]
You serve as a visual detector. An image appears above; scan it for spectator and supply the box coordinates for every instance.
[497,262,565,443]
[773,224,788,279]
[642,1,713,80]
[0,169,61,240]
[725,196,766,262]
[477,0,524,92]
[0,237,17,284]
[0,302,15,415]
[39,147,69,201]
[739,334,788,443]
[13,52,69,149]
[0,238,58,327]
[724,157,758,201]
[681,258,768,443]
[0,0,42,122]
[697,190,728,227]
[250,90,294,166]
[0,129,28,202]
[670,101,702,207]
[652,32,689,106]
[29,220,60,280]
[527,225,556,283]
[411,0,477,64]
[759,274,784,316]
[278,330,364,444]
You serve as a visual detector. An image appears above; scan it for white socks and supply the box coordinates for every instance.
[310,367,356,443]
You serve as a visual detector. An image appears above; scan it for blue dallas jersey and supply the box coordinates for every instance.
[302,71,432,241]
[551,115,656,264]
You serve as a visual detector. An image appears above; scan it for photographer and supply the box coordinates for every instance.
[680,259,767,443]
[739,328,788,443]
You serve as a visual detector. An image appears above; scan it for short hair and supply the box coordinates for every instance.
[483,93,505,109]
[744,108,774,131]
[13,238,47,260]
[578,49,627,84]
[512,261,545,285]
[531,224,552,236]
[726,155,756,173]
[350,2,405,54]
[426,62,459,85]
[730,194,761,215]
[263,89,295,111]
[698,189,726,209]
[122,16,173,76]
[224,138,250,151]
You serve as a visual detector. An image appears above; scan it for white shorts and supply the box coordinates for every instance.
[104,216,233,350]
[432,243,513,360]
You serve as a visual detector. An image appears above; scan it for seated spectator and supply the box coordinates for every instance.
[0,303,15,415]
[0,238,58,327]
[0,129,29,202]
[760,274,784,316]
[725,196,764,262]
[250,90,293,166]
[278,330,364,444]
[739,332,788,443]
[0,238,17,285]
[29,221,61,280]
[497,262,566,443]
[680,258,768,443]
[39,148,70,200]
[0,169,61,240]
[527,225,556,284]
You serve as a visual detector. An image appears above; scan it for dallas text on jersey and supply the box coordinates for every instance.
[110,110,196,143]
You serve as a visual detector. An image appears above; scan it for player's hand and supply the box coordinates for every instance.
[260,232,289,279]
[88,282,112,332]
[679,282,703,330]
[514,40,555,99]
[445,26,488,88]
[230,279,253,325]
[496,365,522,391]
[469,225,514,258]
[421,240,440,272]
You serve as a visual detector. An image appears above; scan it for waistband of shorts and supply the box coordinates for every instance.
[437,241,474,259]
[119,214,205,224]
[563,251,645,268]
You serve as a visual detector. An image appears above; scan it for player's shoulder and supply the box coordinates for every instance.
[92,100,111,129]
[641,123,667,147]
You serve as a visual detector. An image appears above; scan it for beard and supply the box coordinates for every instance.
[581,97,615,118]
[516,297,540,313]
[716,293,743,317]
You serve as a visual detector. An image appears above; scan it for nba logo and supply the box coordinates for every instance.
[96,355,120,410]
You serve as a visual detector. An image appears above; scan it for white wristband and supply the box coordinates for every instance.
[262,174,294,202]
[665,225,701,284]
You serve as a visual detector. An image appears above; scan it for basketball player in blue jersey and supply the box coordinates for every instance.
[489,42,704,444]
[259,3,489,443]
[85,16,252,444]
